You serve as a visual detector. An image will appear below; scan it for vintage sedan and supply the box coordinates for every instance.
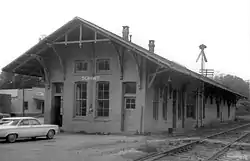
[0,117,59,143]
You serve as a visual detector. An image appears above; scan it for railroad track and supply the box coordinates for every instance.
[134,123,250,161]
[204,132,250,161]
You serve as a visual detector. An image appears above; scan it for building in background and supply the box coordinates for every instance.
[0,94,11,114]
[0,87,45,116]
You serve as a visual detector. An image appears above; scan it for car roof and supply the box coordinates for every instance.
[0,113,10,116]
[2,117,36,120]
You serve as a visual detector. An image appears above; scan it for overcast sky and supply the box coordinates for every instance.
[0,0,249,80]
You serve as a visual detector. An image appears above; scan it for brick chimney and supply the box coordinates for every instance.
[122,26,129,41]
[148,40,155,53]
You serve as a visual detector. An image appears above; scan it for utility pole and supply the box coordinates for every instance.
[21,75,25,116]
[196,44,208,127]
[196,44,208,76]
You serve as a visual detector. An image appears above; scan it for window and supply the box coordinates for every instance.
[178,90,182,120]
[96,59,110,72]
[124,82,136,94]
[186,94,196,119]
[29,119,41,125]
[74,82,87,117]
[153,87,159,120]
[36,101,43,110]
[125,97,136,109]
[19,119,29,126]
[75,60,88,72]
[96,82,110,117]
[54,83,63,93]
[216,102,220,118]
[186,105,196,119]
[210,96,213,104]
[24,101,28,110]
[162,86,168,120]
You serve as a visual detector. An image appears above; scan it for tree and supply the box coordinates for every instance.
[213,73,249,98]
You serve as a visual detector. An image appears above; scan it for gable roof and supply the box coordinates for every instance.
[2,16,246,98]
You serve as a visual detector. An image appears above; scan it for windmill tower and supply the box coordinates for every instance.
[196,44,208,76]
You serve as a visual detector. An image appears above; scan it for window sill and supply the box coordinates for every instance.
[72,117,88,121]
[72,116,112,122]
[96,71,112,75]
[94,117,112,122]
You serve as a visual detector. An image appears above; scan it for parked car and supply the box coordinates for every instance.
[0,113,10,120]
[0,117,59,143]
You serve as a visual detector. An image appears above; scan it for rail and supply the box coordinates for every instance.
[134,123,250,161]
[205,132,250,161]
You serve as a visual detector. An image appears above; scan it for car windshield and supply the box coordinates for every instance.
[0,119,21,126]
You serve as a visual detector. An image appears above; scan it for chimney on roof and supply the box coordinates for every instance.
[148,40,155,53]
[122,26,129,41]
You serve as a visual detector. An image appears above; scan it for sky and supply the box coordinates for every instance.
[0,0,250,80]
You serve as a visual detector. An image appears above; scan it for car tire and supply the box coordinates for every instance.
[46,130,55,139]
[31,137,36,140]
[6,134,17,143]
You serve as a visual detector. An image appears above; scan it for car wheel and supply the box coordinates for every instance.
[6,134,17,143]
[46,130,55,139]
[31,137,36,140]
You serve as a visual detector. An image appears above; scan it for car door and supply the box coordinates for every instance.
[17,119,33,138]
[29,119,45,136]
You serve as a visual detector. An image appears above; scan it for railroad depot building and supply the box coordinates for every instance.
[2,17,246,134]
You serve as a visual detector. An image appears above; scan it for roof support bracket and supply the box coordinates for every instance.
[50,45,66,81]
[132,52,142,90]
[30,54,50,89]
[147,66,168,88]
[111,42,124,80]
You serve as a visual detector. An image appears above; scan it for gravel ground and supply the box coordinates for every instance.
[1,119,250,161]
[122,121,250,161]
[216,149,250,161]
[157,142,225,161]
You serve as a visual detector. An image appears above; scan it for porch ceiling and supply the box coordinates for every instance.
[2,16,247,98]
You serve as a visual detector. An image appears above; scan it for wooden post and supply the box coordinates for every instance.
[140,105,144,134]
[22,88,25,116]
[79,25,82,48]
